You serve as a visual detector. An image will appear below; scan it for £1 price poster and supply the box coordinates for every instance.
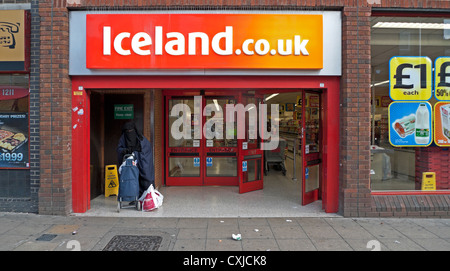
[435,57,450,101]
[389,56,432,101]
[389,102,432,147]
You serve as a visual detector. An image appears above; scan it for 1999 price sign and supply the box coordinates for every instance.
[0,152,24,162]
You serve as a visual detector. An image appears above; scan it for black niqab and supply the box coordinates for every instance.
[122,122,142,153]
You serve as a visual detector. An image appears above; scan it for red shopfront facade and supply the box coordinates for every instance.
[69,11,342,214]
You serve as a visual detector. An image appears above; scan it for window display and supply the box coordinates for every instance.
[371,16,450,191]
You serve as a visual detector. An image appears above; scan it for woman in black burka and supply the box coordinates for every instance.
[117,121,154,198]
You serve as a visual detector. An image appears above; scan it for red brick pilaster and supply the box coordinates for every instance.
[340,6,372,217]
[38,0,72,215]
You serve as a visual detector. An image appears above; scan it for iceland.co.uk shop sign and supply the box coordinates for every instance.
[86,14,323,70]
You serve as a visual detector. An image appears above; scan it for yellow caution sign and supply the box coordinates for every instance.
[105,165,119,197]
[421,172,436,191]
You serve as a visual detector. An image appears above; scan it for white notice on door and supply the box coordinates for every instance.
[206,140,213,147]
[243,142,248,150]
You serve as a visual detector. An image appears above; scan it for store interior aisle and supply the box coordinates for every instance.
[82,156,334,218]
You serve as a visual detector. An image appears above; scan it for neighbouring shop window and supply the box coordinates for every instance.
[370,15,450,191]
[0,74,29,168]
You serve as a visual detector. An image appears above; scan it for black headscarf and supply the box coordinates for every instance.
[122,121,142,153]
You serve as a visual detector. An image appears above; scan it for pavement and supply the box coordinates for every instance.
[1,212,449,251]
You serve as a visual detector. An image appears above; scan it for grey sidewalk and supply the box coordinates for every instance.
[0,212,449,251]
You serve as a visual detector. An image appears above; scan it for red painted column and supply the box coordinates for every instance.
[324,77,340,213]
[71,80,90,213]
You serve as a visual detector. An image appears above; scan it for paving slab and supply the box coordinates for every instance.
[276,238,317,251]
[177,218,208,229]
[310,238,353,251]
[239,225,275,239]
[242,238,280,251]
[411,238,450,251]
[379,238,426,251]
[13,240,59,251]
[177,228,207,239]
[173,239,206,251]
[271,225,308,239]
[324,218,375,239]
[206,238,242,251]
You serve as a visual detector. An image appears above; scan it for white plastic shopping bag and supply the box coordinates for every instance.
[139,185,163,212]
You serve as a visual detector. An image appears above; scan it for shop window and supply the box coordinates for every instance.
[370,15,450,191]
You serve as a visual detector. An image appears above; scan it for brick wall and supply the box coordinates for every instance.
[340,5,372,217]
[33,0,450,216]
[66,0,450,9]
[372,194,450,217]
[38,0,72,215]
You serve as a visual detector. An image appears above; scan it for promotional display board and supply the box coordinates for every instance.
[434,102,450,147]
[389,56,432,101]
[0,86,29,168]
[435,57,450,101]
[0,112,29,168]
[389,102,432,147]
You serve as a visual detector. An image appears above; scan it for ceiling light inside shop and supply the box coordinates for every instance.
[371,80,389,87]
[265,93,279,101]
[373,22,450,30]
[213,99,220,111]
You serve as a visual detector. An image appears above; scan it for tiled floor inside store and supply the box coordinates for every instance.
[81,154,339,218]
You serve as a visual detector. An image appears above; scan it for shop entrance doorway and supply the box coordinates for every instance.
[89,91,147,200]
[164,90,264,193]
[72,76,340,214]
[262,90,323,206]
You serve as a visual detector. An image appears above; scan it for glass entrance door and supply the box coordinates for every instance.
[165,94,239,186]
[166,97,202,186]
[301,91,322,205]
[203,97,238,185]
[238,93,264,193]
